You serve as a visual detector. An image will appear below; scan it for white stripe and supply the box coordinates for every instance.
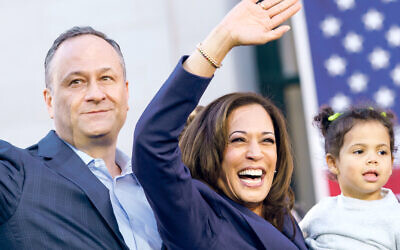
[292,3,330,201]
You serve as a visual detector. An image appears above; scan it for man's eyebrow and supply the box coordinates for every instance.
[59,71,86,82]
[61,68,115,80]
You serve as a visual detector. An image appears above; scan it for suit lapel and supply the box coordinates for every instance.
[37,131,127,248]
[281,216,308,250]
[235,205,291,249]
[222,195,304,249]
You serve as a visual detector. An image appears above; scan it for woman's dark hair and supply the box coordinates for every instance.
[179,92,296,234]
[179,105,204,140]
[314,105,396,160]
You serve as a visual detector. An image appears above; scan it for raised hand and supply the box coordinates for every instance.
[221,0,302,47]
[184,0,301,77]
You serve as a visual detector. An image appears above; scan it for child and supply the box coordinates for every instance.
[300,106,400,249]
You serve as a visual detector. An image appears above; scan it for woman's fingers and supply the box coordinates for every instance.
[268,1,302,28]
[257,0,284,10]
[264,25,291,42]
[265,0,299,18]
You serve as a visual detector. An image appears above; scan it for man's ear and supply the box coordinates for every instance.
[43,88,54,119]
[326,153,339,175]
[125,80,129,111]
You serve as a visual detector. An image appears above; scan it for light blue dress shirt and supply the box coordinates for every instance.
[66,143,162,249]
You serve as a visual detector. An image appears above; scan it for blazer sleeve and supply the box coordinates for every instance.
[0,140,25,224]
[133,57,216,248]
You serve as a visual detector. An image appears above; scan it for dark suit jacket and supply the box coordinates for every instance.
[0,131,129,249]
[133,57,307,250]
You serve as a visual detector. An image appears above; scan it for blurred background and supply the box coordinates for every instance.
[0,0,398,214]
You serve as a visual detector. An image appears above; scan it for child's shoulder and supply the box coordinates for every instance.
[381,188,400,211]
[300,196,339,226]
[311,195,339,210]
[381,188,400,205]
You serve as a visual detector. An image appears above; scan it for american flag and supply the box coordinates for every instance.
[292,0,400,199]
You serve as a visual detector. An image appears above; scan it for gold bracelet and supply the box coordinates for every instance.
[196,43,222,68]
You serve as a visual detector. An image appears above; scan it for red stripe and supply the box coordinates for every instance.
[328,167,400,196]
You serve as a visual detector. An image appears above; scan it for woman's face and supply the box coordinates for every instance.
[217,104,277,215]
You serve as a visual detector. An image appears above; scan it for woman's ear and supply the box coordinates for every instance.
[326,153,339,175]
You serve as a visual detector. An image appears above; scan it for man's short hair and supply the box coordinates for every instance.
[44,26,126,89]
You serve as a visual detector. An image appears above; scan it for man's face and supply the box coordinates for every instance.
[44,34,129,147]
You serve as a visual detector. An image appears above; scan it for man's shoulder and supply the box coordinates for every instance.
[0,139,33,159]
[0,130,64,162]
[0,139,36,224]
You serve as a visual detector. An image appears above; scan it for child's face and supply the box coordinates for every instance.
[327,121,393,200]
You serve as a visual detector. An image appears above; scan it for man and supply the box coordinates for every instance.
[0,27,161,249]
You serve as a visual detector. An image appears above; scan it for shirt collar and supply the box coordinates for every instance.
[65,142,93,165]
[64,141,135,178]
[115,148,132,175]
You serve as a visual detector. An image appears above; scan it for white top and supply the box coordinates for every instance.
[300,188,400,250]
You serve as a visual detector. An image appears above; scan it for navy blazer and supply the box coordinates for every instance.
[133,57,307,250]
[0,131,129,249]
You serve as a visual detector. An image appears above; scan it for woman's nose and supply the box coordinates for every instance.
[246,142,263,160]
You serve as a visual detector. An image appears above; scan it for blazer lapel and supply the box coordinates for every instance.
[281,216,308,250]
[37,131,127,248]
[223,195,302,250]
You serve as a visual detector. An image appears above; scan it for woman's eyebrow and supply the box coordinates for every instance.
[228,131,275,138]
[229,131,246,138]
[262,132,275,136]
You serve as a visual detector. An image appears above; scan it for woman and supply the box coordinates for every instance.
[133,0,305,249]
[180,92,296,232]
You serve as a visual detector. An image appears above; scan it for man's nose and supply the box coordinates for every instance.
[85,81,106,102]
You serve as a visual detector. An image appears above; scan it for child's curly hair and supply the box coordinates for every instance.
[314,105,397,179]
